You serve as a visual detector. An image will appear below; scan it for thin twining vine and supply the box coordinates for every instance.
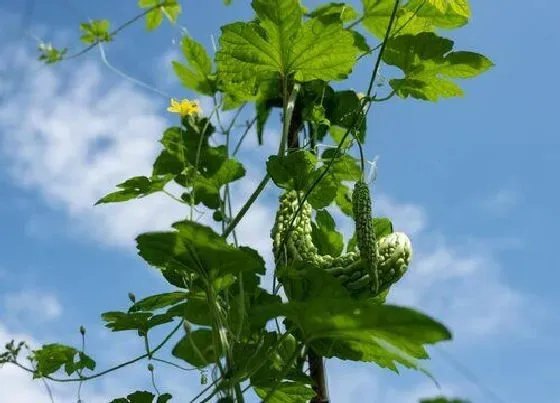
[9,320,185,383]
[51,1,177,62]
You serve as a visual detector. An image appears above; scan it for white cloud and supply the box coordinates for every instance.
[388,229,531,342]
[3,290,62,323]
[478,188,518,216]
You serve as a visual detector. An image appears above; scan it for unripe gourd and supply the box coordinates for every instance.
[271,189,413,300]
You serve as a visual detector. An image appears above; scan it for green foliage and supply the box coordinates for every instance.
[37,42,67,64]
[311,210,344,257]
[101,311,174,334]
[152,118,246,210]
[172,329,221,368]
[252,298,451,371]
[419,397,470,403]
[308,3,359,23]
[172,36,215,95]
[361,0,470,39]
[383,32,494,100]
[267,150,337,209]
[138,0,181,31]
[30,344,96,378]
[110,391,172,403]
[215,0,360,100]
[79,20,113,44]
[136,220,265,283]
[95,175,172,204]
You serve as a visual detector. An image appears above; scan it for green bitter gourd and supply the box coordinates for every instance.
[271,190,412,299]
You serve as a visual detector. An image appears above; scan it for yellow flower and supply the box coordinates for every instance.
[167,98,202,117]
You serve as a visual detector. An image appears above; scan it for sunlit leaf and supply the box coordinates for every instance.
[136,220,266,279]
[216,0,359,99]
[383,32,494,100]
[252,299,452,371]
[361,0,470,39]
[172,36,214,94]
[95,175,173,205]
[31,344,96,378]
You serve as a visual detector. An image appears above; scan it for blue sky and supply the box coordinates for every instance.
[0,1,558,402]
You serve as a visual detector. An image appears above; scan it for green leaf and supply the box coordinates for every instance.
[267,151,337,209]
[373,217,393,238]
[136,220,266,279]
[383,32,494,101]
[267,151,317,192]
[309,3,359,23]
[79,20,113,44]
[216,0,359,98]
[277,263,350,303]
[311,210,344,257]
[335,184,353,217]
[110,390,172,403]
[152,120,245,210]
[254,382,316,403]
[192,158,246,209]
[256,100,273,145]
[95,175,172,205]
[252,299,452,371]
[324,90,366,142]
[420,398,470,403]
[128,292,187,313]
[31,344,96,378]
[38,42,67,64]
[139,0,181,31]
[361,0,470,39]
[172,329,220,368]
[101,311,173,334]
[157,393,173,403]
[172,36,214,94]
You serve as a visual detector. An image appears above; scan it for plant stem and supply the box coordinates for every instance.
[222,173,270,238]
[308,349,329,403]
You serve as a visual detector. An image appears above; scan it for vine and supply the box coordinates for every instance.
[2,1,494,402]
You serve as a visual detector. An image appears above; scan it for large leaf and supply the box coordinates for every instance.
[361,0,470,39]
[101,311,174,334]
[383,32,494,101]
[252,299,452,371]
[254,382,316,403]
[172,329,220,368]
[128,292,187,313]
[309,3,359,23]
[136,220,266,279]
[216,0,359,98]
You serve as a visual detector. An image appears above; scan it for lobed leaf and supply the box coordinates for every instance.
[383,32,494,100]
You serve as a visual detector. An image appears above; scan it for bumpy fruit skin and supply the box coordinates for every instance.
[351,181,378,292]
[377,232,412,288]
[271,190,412,300]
